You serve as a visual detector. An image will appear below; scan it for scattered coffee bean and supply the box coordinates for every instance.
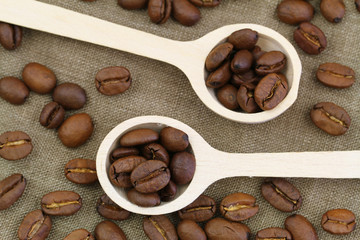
[127,188,160,207]
[0,77,29,105]
[120,128,159,147]
[109,156,146,188]
[228,28,258,50]
[95,66,132,96]
[22,62,57,94]
[256,227,292,240]
[178,194,216,222]
[231,50,253,74]
[41,190,82,216]
[142,143,170,165]
[237,83,261,113]
[255,51,286,76]
[143,215,178,240]
[316,62,355,89]
[294,22,327,55]
[220,192,259,221]
[177,219,206,240]
[160,126,189,152]
[285,214,318,240]
[0,22,22,50]
[159,180,177,202]
[205,217,251,240]
[64,229,95,240]
[189,0,220,7]
[170,151,196,185]
[18,209,52,240]
[95,220,127,240]
[111,147,140,163]
[53,83,87,110]
[65,158,97,184]
[148,0,172,24]
[277,0,314,25]
[172,0,201,26]
[216,84,239,110]
[321,209,356,235]
[96,194,131,221]
[0,173,26,210]
[205,60,232,88]
[0,131,33,160]
[118,0,148,9]
[39,102,65,129]
[205,42,234,72]
[320,0,345,23]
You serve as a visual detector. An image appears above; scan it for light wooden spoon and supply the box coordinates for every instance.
[96,116,360,215]
[0,0,301,123]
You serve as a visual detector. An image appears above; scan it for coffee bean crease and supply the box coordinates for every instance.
[134,167,167,186]
[28,217,46,239]
[0,139,30,149]
[300,30,321,47]
[66,168,96,174]
[318,69,354,79]
[43,200,80,209]
[149,217,168,240]
[272,183,299,205]
[315,106,348,127]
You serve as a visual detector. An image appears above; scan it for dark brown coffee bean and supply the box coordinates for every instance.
[231,70,259,87]
[216,84,239,110]
[127,188,160,207]
[0,131,33,160]
[237,83,261,113]
[0,173,26,210]
[172,0,201,26]
[39,102,65,129]
[252,45,266,62]
[205,218,251,240]
[143,215,178,240]
[111,147,140,163]
[22,62,57,94]
[178,195,216,222]
[53,83,87,110]
[64,229,95,240]
[0,22,22,50]
[160,126,189,152]
[205,60,232,88]
[294,22,327,55]
[118,0,148,9]
[65,158,97,184]
[277,0,314,25]
[18,209,52,240]
[320,0,345,23]
[120,128,159,147]
[58,113,94,148]
[231,50,253,74]
[285,214,318,240]
[159,180,177,202]
[41,191,82,216]
[148,0,172,24]
[321,209,356,235]
[96,194,131,221]
[220,192,259,221]
[95,66,132,96]
[254,73,288,111]
[205,42,234,72]
[261,178,302,212]
[177,219,206,240]
[95,220,127,240]
[310,102,351,136]
[109,156,146,188]
[357,0,360,12]
[256,227,292,240]
[228,29,258,50]
[255,51,286,76]
[316,62,355,89]
[189,0,220,7]
[0,77,29,105]
[170,151,195,185]
[142,143,170,165]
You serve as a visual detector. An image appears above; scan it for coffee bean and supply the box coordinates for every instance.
[109,156,146,188]
[0,131,33,160]
[310,102,351,136]
[142,143,170,165]
[220,192,259,221]
[64,229,95,240]
[189,0,220,7]
[172,0,201,26]
[0,77,29,105]
[316,62,355,89]
[65,158,97,184]
[216,84,239,110]
[277,0,314,25]
[252,45,266,62]
[111,147,140,163]
[127,188,160,207]
[22,62,57,94]
[237,83,261,113]
[39,102,65,129]
[205,42,234,72]
[255,51,286,76]
[0,22,22,50]
[170,151,195,185]
[255,227,292,240]
[143,215,178,240]
[261,178,302,212]
[148,0,172,24]
[160,126,189,152]
[178,194,216,222]
[18,209,52,240]
[294,22,327,55]
[120,128,159,147]
[0,173,26,210]
[285,214,318,240]
[177,219,206,240]
[205,218,251,240]
[159,180,177,202]
[58,113,94,148]
[357,0,360,12]
[231,50,253,74]
[254,73,288,111]
[95,66,132,96]
[53,83,87,110]
[228,29,258,50]
[41,190,82,216]
[321,209,356,235]
[95,220,127,240]
[118,0,148,9]
[96,194,131,221]
[206,60,232,88]
[320,0,345,23]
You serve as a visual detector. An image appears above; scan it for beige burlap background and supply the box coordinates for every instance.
[0,0,359,239]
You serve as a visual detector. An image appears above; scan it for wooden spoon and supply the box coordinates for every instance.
[0,0,301,123]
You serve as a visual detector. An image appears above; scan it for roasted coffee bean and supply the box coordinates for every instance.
[142,143,170,165]
[143,215,178,240]
[22,62,57,94]
[95,220,127,240]
[41,190,82,216]
[237,83,261,113]
[205,60,232,88]
[0,173,26,210]
[58,113,94,148]
[0,22,22,50]
[205,42,234,72]
[172,0,201,26]
[321,209,356,235]
[96,194,131,221]
[320,0,345,23]
[256,227,292,240]
[130,160,170,193]
[111,147,140,163]
[310,102,351,136]
[220,192,259,221]
[316,62,355,88]
[357,0,360,12]
[216,84,239,110]
[277,0,314,25]
[65,158,97,184]
[120,128,159,147]
[118,0,148,9]
[252,45,266,62]
[0,77,29,105]
[39,102,65,129]
[261,178,302,212]
[231,50,253,74]
[170,151,195,185]
[160,126,189,152]
[285,214,318,240]
[254,73,288,111]
[231,70,259,87]
[255,51,286,76]
[53,83,87,110]
[205,218,251,240]
[294,22,327,55]
[148,0,172,24]
[95,66,132,96]
[18,209,52,240]
[127,188,160,207]
[228,29,258,50]
[189,0,220,7]
[178,195,216,222]
[159,180,177,202]
[64,229,95,240]
[0,131,33,160]
[109,156,146,188]
[177,219,206,240]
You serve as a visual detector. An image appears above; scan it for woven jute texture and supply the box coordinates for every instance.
[0,0,359,239]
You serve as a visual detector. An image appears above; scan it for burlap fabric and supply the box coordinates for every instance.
[0,0,359,239]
